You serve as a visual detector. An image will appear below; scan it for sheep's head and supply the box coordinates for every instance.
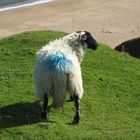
[64,31,98,51]
[77,31,98,50]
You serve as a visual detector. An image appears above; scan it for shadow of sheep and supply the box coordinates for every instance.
[0,101,53,128]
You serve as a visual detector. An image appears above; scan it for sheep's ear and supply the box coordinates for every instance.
[81,34,88,41]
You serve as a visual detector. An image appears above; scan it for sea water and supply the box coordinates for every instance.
[0,0,55,12]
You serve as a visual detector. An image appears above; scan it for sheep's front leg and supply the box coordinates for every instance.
[72,94,80,124]
[41,94,48,119]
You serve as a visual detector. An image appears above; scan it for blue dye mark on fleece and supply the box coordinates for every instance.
[42,53,72,72]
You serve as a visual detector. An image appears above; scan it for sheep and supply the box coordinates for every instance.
[34,31,98,124]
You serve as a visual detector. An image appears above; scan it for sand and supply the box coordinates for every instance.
[0,0,140,48]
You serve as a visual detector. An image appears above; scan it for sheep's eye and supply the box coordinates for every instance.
[81,34,88,41]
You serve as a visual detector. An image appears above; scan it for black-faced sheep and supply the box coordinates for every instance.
[34,31,98,124]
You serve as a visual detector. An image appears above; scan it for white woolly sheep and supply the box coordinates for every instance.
[34,31,98,124]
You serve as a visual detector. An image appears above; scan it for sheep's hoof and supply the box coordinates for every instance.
[72,115,80,124]
[41,112,47,119]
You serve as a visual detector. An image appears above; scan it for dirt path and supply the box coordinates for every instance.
[0,0,140,48]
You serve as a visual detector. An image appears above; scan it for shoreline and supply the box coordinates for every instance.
[0,0,56,13]
[0,0,140,48]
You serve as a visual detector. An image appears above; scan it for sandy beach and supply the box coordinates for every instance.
[0,0,140,48]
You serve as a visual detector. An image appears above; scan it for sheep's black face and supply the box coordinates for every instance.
[80,31,98,50]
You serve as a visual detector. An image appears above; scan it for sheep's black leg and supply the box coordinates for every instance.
[70,95,74,101]
[41,94,48,119]
[72,94,80,124]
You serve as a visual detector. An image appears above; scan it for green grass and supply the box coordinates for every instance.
[0,30,140,140]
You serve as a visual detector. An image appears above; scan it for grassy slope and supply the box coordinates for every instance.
[0,31,140,140]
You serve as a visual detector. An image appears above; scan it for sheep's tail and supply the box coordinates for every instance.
[53,90,66,108]
[52,72,67,108]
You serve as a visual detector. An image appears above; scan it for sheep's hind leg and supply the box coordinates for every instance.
[72,94,80,124]
[41,94,48,119]
[69,95,74,101]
